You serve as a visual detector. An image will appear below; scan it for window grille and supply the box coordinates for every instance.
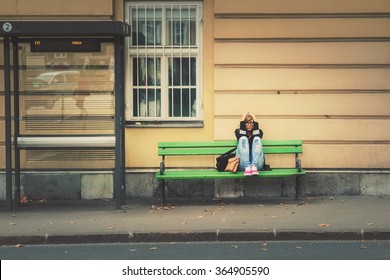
[127,2,203,121]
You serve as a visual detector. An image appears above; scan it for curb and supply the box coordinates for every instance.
[1,230,390,245]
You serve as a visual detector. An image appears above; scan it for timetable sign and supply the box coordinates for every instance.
[31,39,101,52]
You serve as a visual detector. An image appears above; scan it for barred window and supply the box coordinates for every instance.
[126,2,203,122]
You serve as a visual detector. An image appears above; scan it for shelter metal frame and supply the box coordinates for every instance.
[1,21,130,211]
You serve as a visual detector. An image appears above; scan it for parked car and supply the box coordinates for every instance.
[31,70,79,89]
[26,70,80,109]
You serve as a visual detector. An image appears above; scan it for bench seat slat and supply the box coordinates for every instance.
[156,168,305,180]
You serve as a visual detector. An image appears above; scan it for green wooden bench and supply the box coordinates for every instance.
[156,140,305,205]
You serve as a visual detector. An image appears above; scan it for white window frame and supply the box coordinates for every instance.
[125,1,204,124]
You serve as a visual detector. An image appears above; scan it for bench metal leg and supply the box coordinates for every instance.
[295,175,303,205]
[160,180,166,206]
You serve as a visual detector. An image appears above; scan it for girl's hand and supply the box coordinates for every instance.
[248,112,257,121]
[241,112,257,121]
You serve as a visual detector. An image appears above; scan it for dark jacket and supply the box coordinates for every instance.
[235,121,263,147]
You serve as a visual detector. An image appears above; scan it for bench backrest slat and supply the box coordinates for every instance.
[158,140,302,148]
[158,140,303,156]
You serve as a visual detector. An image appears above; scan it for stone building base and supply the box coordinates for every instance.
[0,170,389,201]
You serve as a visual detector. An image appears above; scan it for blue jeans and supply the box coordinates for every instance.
[236,136,264,171]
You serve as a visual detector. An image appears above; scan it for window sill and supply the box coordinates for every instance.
[126,120,204,128]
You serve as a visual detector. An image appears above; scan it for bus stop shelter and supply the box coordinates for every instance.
[1,21,130,211]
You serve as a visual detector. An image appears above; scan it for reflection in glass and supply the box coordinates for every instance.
[16,42,116,169]
[20,43,115,135]
[169,57,196,86]
[133,57,161,86]
[166,7,196,46]
[168,88,196,117]
[168,57,196,117]
[132,57,161,118]
[131,7,162,46]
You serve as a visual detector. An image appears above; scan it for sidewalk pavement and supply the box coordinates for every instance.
[0,196,389,245]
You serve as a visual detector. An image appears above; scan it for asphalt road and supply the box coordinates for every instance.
[1,240,389,260]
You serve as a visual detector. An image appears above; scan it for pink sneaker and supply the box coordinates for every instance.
[251,166,259,176]
[244,167,252,176]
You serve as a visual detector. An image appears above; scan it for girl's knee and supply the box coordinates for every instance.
[253,136,262,147]
[238,137,249,149]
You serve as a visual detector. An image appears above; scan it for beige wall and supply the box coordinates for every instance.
[214,0,390,169]
[214,0,390,13]
[1,0,113,19]
[1,0,390,170]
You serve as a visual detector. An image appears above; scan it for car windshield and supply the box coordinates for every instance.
[36,73,56,84]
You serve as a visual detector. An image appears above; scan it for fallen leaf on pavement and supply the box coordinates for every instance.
[272,216,278,219]
[231,245,239,248]
[15,244,23,248]
[317,223,330,227]
[197,215,204,219]
[69,221,76,225]
[20,196,31,203]
[152,204,176,211]
[360,244,367,249]
[9,222,16,226]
